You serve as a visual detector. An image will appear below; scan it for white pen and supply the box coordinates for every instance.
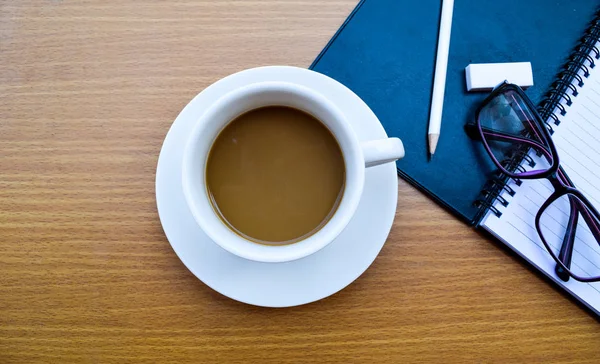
[428,0,454,156]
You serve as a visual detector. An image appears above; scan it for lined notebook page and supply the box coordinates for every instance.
[481,47,600,314]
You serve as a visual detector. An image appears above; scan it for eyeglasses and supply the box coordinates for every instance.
[467,82,600,283]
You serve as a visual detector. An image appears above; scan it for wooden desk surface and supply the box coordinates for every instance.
[1,1,599,363]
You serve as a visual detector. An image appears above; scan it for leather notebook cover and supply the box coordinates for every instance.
[310,0,597,223]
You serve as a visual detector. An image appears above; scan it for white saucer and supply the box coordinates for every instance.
[156,66,398,307]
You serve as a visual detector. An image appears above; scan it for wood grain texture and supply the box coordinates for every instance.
[1,1,599,363]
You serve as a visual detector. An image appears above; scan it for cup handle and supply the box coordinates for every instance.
[361,138,405,168]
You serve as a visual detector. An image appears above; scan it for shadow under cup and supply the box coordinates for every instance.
[182,82,366,263]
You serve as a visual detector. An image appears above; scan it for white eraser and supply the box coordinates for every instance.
[465,62,534,92]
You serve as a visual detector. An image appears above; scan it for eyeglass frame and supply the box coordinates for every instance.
[466,81,600,283]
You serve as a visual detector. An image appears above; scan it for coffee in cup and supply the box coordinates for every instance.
[206,106,345,245]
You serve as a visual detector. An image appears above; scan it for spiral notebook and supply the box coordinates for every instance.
[481,33,600,314]
[311,1,600,314]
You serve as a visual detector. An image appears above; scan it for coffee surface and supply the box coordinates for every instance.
[206,106,345,244]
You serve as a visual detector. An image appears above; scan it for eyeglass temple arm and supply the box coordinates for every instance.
[554,168,600,279]
[557,167,575,188]
[556,196,600,282]
[556,198,578,281]
[577,199,600,245]
[560,166,600,246]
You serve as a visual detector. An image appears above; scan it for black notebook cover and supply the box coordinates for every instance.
[310,0,598,223]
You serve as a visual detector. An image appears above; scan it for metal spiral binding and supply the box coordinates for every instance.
[539,9,600,124]
[473,8,600,225]
[517,152,536,168]
[501,183,516,197]
[550,76,579,96]
[576,43,599,59]
[558,68,585,88]
[545,89,573,106]
[474,200,502,218]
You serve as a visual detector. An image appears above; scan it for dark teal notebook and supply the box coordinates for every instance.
[310,0,599,224]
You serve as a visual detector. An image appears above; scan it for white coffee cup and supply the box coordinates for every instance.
[182,80,404,263]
